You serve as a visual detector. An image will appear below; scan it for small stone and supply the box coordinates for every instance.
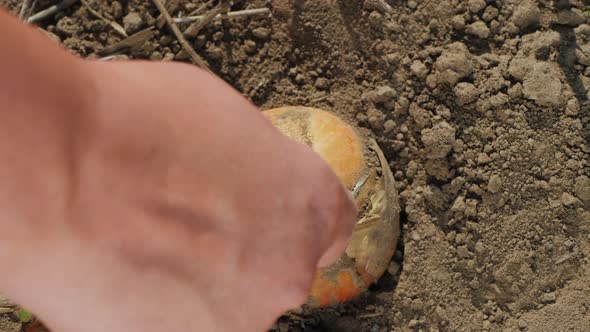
[410,60,429,79]
[454,82,479,105]
[387,261,401,275]
[314,77,330,90]
[457,245,470,259]
[123,12,144,34]
[451,196,466,212]
[56,17,78,37]
[549,198,562,208]
[421,121,456,159]
[468,0,486,14]
[489,93,508,107]
[294,73,305,85]
[244,40,257,54]
[508,83,523,99]
[557,9,585,27]
[575,176,590,202]
[367,108,386,132]
[174,49,190,61]
[488,175,502,193]
[467,21,491,39]
[150,51,163,61]
[451,15,466,31]
[434,42,474,85]
[522,62,565,107]
[512,0,541,30]
[407,1,418,10]
[373,86,397,104]
[252,27,270,40]
[541,292,556,304]
[111,1,123,18]
[561,192,581,206]
[482,7,499,22]
[368,11,383,28]
[213,31,224,41]
[408,320,420,328]
[206,46,223,61]
[477,153,491,164]
[163,52,175,61]
[576,24,590,40]
[566,99,579,116]
[518,319,528,330]
[384,120,396,133]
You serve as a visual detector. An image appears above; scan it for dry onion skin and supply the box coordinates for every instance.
[262,106,401,308]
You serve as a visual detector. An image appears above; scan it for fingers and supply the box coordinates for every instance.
[304,157,357,268]
[315,181,357,268]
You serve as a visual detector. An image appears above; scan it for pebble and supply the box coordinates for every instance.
[252,27,270,40]
[454,82,479,105]
[56,17,77,36]
[482,7,499,22]
[244,40,257,54]
[163,52,175,61]
[368,11,383,28]
[566,99,580,116]
[387,261,401,275]
[150,51,163,61]
[518,319,528,330]
[295,73,305,85]
[468,0,486,14]
[467,21,491,39]
[561,192,581,206]
[557,9,585,27]
[488,175,503,193]
[410,60,429,79]
[123,12,144,34]
[421,121,456,159]
[541,292,556,304]
[373,85,397,104]
[575,176,590,202]
[512,0,541,30]
[451,15,466,31]
[434,42,474,85]
[314,77,330,90]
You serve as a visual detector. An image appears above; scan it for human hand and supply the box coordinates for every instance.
[0,18,356,332]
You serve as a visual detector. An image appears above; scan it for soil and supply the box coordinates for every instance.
[1,0,590,331]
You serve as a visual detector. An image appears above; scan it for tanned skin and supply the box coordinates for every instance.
[0,9,356,332]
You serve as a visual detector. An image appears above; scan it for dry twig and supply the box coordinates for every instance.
[365,0,393,13]
[19,0,33,20]
[81,0,127,37]
[0,295,14,308]
[174,8,270,24]
[357,312,385,319]
[97,27,154,56]
[27,0,79,23]
[186,0,213,17]
[183,1,230,39]
[150,0,210,70]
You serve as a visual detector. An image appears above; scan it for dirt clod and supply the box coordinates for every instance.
[123,12,144,35]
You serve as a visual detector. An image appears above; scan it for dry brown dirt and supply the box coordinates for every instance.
[1,0,589,331]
